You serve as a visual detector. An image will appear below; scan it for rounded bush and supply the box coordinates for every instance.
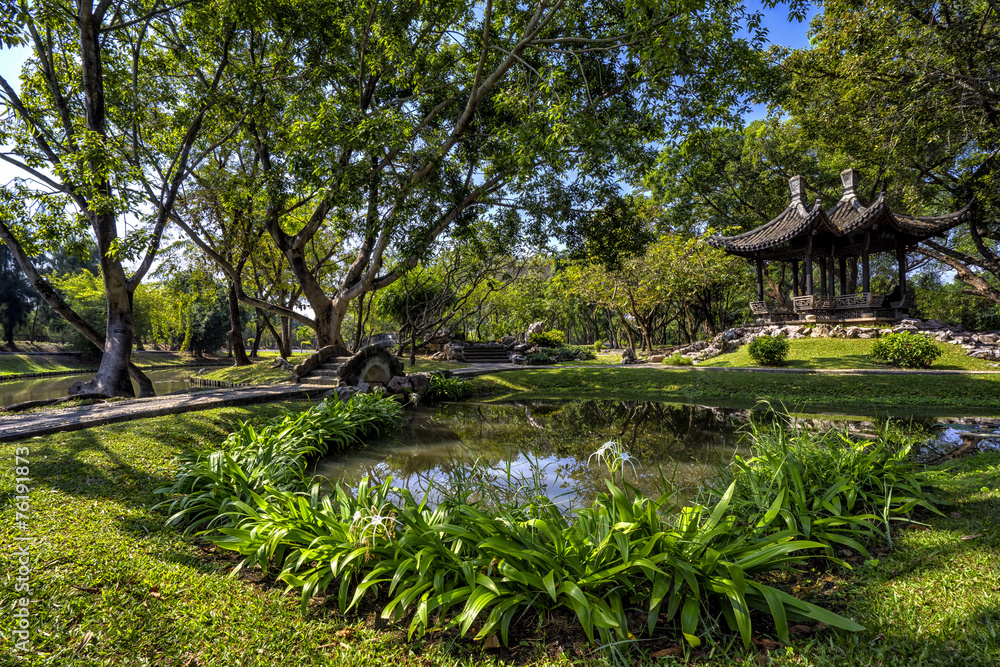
[593,340,604,352]
[869,332,942,368]
[747,335,789,366]
[529,329,565,348]
[662,353,693,366]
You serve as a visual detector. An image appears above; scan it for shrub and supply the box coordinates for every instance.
[747,335,789,366]
[593,340,603,352]
[426,374,473,401]
[662,353,693,366]
[870,332,942,368]
[525,345,595,365]
[529,329,565,348]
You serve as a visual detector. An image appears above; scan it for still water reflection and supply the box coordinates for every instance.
[314,401,747,507]
[0,368,200,406]
[314,400,1000,507]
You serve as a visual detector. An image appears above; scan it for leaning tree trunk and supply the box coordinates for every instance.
[73,275,135,397]
[226,282,251,366]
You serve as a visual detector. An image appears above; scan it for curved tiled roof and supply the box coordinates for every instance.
[710,189,972,256]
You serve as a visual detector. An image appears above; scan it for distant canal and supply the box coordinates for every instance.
[0,368,201,406]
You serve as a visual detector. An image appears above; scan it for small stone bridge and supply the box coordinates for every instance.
[294,345,405,388]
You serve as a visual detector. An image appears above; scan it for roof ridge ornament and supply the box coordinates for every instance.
[840,167,859,199]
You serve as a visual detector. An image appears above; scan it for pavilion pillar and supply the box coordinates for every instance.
[862,231,871,293]
[820,257,827,296]
[828,244,837,298]
[755,255,764,302]
[839,257,847,297]
[792,260,800,297]
[805,233,814,296]
[849,258,858,294]
[896,239,907,300]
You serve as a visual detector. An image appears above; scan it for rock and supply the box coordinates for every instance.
[899,318,923,328]
[409,373,431,396]
[922,319,946,330]
[576,352,590,360]
[844,327,859,339]
[511,354,527,365]
[789,332,805,339]
[430,351,445,361]
[500,335,518,348]
[444,342,466,361]
[935,331,952,342]
[525,321,546,342]
[271,357,294,371]
[355,381,371,394]
[979,334,999,344]
[386,375,413,394]
[68,380,86,395]
[891,324,918,334]
[513,343,531,353]
[858,333,872,339]
[621,348,640,364]
[324,386,357,402]
[648,354,666,363]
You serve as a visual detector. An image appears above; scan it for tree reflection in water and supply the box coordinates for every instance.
[313,400,964,507]
[313,400,748,507]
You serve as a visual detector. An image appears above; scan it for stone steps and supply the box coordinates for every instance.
[462,345,511,363]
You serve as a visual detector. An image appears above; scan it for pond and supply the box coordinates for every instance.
[0,368,201,406]
[315,399,996,508]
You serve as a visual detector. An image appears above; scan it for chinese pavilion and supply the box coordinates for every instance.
[708,168,973,323]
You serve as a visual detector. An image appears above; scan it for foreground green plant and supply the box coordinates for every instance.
[154,393,401,533]
[662,353,693,366]
[709,414,945,557]
[213,475,862,649]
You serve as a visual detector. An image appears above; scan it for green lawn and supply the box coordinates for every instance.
[0,403,997,666]
[469,366,1000,414]
[198,354,312,386]
[700,336,997,371]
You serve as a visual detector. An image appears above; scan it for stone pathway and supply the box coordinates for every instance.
[0,384,321,443]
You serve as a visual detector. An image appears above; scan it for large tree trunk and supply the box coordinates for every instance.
[226,282,251,366]
[73,280,135,397]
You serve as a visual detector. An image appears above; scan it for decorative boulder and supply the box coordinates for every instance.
[325,386,357,402]
[408,373,432,397]
[386,376,413,394]
[621,348,643,364]
[430,351,446,361]
[271,357,294,371]
[513,343,531,353]
[511,354,527,365]
[444,342,466,361]
[500,335,518,348]
[648,354,666,363]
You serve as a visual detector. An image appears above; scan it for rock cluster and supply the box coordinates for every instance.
[323,370,448,402]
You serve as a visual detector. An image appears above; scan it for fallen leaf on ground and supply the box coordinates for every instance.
[650,646,683,658]
[790,624,812,637]
[334,628,354,639]
[483,634,500,649]
[149,585,162,599]
[960,534,983,540]
[73,631,94,655]
[71,584,101,594]
[751,637,782,651]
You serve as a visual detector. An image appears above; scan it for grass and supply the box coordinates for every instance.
[468,366,1000,414]
[700,336,997,371]
[0,403,998,666]
[198,354,311,386]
